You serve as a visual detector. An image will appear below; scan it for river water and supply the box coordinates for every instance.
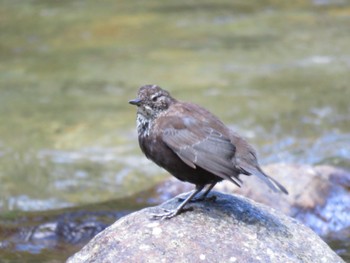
[1,0,349,261]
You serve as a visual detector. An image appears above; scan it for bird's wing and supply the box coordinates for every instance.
[161,117,242,186]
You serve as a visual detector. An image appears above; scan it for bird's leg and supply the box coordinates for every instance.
[192,182,217,202]
[152,185,205,220]
[177,182,217,203]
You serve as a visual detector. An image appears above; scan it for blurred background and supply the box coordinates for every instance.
[1,0,349,261]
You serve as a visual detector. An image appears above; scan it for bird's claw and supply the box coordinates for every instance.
[151,207,193,220]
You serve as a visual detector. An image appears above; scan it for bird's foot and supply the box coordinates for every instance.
[177,195,216,203]
[151,207,193,220]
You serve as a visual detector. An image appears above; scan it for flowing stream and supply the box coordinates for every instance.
[1,0,349,261]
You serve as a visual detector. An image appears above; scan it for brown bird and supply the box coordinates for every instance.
[129,85,288,219]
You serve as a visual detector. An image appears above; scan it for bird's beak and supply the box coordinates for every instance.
[129,98,142,106]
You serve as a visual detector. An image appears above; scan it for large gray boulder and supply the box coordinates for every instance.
[67,191,344,263]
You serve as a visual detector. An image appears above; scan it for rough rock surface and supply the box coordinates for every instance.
[152,164,350,237]
[67,191,344,263]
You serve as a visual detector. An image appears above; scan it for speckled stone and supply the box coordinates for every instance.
[67,191,344,263]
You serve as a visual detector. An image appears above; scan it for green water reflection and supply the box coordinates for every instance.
[1,0,350,260]
[1,0,350,209]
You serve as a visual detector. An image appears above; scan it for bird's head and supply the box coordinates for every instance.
[129,85,176,119]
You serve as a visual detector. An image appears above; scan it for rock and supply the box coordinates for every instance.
[219,164,350,237]
[67,191,344,263]
[150,164,350,237]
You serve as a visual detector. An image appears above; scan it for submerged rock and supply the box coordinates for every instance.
[67,191,344,263]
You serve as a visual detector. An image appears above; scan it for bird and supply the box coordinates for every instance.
[129,84,288,220]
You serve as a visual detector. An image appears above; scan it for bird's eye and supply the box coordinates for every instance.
[151,95,160,102]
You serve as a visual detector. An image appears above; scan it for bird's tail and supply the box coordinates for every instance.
[240,163,288,194]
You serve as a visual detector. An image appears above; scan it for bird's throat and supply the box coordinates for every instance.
[136,113,151,137]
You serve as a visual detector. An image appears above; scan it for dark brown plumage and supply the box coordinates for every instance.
[129,84,288,219]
